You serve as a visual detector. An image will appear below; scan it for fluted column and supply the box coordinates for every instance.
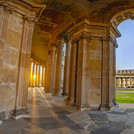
[53,38,64,96]
[63,36,72,95]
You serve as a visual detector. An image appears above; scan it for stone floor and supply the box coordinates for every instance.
[0,87,134,134]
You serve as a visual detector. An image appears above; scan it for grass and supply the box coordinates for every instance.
[116,92,134,103]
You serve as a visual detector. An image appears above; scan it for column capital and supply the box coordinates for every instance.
[100,36,118,48]
[74,32,92,42]
[64,33,72,43]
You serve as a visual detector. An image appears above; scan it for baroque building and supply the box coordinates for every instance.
[0,0,134,123]
[116,70,134,88]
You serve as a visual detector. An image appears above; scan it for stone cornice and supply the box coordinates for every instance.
[0,0,45,22]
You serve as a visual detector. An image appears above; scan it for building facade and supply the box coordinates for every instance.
[116,70,134,88]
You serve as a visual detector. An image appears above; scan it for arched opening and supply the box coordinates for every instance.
[110,9,134,109]
[115,19,134,108]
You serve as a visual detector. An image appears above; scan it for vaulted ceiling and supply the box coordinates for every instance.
[30,0,134,65]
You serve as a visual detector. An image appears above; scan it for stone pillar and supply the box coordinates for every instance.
[42,66,45,87]
[36,64,40,87]
[38,65,41,87]
[67,41,78,103]
[53,52,57,92]
[130,78,133,88]
[46,45,56,92]
[40,66,43,87]
[118,78,121,88]
[128,78,131,87]
[122,78,126,88]
[45,54,50,91]
[53,38,64,96]
[125,78,128,88]
[29,61,33,87]
[116,78,120,88]
[33,63,36,87]
[63,36,72,95]
[13,19,35,119]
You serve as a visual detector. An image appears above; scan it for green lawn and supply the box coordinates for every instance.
[116,92,134,103]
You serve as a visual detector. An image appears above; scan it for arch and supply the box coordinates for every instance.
[110,9,134,28]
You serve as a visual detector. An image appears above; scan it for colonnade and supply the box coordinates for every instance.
[45,35,71,97]
[116,77,134,88]
[29,59,45,87]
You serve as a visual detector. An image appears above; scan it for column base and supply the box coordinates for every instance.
[75,103,101,111]
[45,90,50,93]
[100,104,111,111]
[64,97,70,103]
[51,92,61,97]
[75,104,91,111]
[12,108,29,120]
[62,93,67,96]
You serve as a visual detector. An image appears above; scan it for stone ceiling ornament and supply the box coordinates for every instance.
[87,0,99,3]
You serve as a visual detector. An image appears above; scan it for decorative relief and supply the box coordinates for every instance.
[111,10,134,27]
[57,32,72,42]
[23,15,38,23]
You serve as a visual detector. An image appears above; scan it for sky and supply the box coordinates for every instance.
[116,19,134,70]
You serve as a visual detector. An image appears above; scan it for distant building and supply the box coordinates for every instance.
[116,70,134,88]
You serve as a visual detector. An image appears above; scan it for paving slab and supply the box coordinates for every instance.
[91,127,123,134]
[120,129,134,134]
[66,111,91,123]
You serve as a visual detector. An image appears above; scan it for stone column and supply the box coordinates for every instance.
[38,65,41,87]
[42,66,45,87]
[63,36,72,95]
[52,38,64,96]
[45,54,50,90]
[128,78,131,87]
[118,78,122,88]
[13,19,35,119]
[46,45,56,92]
[122,78,126,88]
[29,61,34,87]
[53,52,57,92]
[33,63,36,87]
[40,66,42,87]
[66,41,78,103]
[125,78,128,88]
[130,78,133,88]
[36,64,40,87]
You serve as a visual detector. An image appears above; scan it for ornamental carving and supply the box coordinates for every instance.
[100,36,118,48]
[23,15,38,23]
